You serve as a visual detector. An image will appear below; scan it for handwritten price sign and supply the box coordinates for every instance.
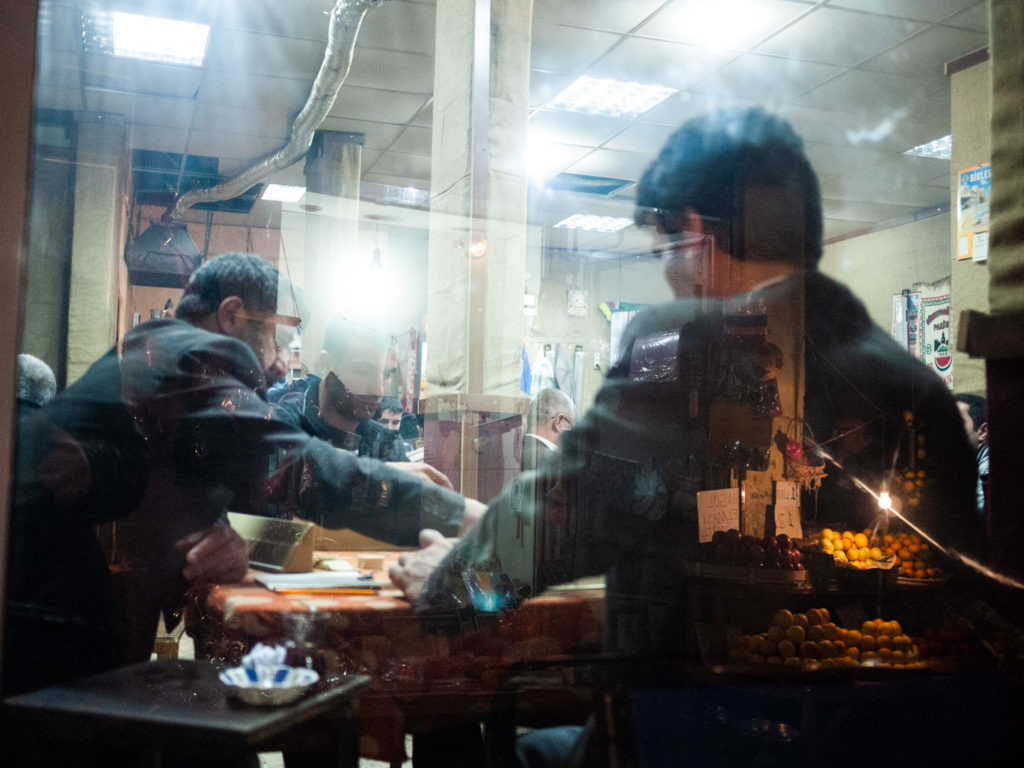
[697,488,741,542]
[774,481,802,539]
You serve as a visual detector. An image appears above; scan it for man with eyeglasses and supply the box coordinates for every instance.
[5,251,478,697]
[390,108,985,767]
[521,387,576,471]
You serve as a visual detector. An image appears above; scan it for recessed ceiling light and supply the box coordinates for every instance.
[82,11,210,67]
[904,135,952,160]
[555,214,633,233]
[548,76,677,119]
[262,184,306,203]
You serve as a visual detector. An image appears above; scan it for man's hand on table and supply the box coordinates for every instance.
[388,529,453,602]
[387,461,454,489]
[176,523,250,584]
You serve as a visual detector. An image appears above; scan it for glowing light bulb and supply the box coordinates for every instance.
[878,491,891,509]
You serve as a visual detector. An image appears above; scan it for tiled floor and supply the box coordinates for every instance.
[173,634,411,768]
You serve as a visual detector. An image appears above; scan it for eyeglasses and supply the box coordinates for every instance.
[236,311,302,332]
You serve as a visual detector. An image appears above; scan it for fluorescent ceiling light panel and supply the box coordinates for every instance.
[83,11,210,66]
[262,184,306,203]
[555,214,633,233]
[548,76,677,119]
[904,135,952,160]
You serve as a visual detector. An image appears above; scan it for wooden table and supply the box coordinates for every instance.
[191,552,605,766]
[2,659,369,767]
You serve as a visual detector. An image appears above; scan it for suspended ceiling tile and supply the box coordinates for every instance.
[755,6,927,66]
[531,23,621,73]
[127,123,191,155]
[691,54,843,103]
[390,126,432,155]
[118,94,201,131]
[37,50,84,90]
[188,130,284,165]
[203,29,325,78]
[859,26,988,78]
[826,0,982,23]
[194,101,293,140]
[347,48,434,94]
[39,0,83,53]
[409,100,434,128]
[941,2,988,32]
[215,0,332,40]
[357,0,437,56]
[82,54,203,99]
[589,36,732,88]
[33,85,85,114]
[529,110,632,147]
[317,117,407,150]
[81,88,144,119]
[567,147,650,180]
[636,0,814,49]
[529,142,594,180]
[602,121,676,153]
[199,72,312,110]
[640,89,761,125]
[533,0,667,33]
[529,70,577,109]
[329,86,431,124]
[793,68,939,113]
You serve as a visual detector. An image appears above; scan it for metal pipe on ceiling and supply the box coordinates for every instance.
[165,0,389,223]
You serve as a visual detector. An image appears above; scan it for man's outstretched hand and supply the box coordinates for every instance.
[176,523,250,584]
[389,528,453,603]
[387,461,455,489]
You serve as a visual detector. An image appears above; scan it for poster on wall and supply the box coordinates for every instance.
[890,290,921,358]
[919,288,953,390]
[957,164,990,262]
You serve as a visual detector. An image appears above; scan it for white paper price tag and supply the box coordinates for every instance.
[697,488,741,542]
[774,481,802,539]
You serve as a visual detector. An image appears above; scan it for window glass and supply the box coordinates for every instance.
[8,0,1009,764]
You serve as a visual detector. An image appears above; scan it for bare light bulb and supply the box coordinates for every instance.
[878,491,892,509]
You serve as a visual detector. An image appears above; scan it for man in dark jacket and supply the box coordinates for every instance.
[4,251,475,696]
[392,107,981,647]
[388,104,985,768]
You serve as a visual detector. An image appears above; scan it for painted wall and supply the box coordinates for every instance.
[820,212,952,334]
[950,60,991,396]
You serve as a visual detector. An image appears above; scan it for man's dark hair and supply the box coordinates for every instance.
[379,396,403,415]
[176,252,283,322]
[17,353,56,406]
[955,392,986,430]
[634,106,823,269]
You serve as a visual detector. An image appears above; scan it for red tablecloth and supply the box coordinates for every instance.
[190,552,604,762]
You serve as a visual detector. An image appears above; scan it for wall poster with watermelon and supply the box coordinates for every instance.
[893,279,952,390]
[918,280,953,389]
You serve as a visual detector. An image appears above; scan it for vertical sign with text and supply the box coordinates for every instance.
[773,481,802,539]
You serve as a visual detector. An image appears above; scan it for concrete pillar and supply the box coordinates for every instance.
[302,130,362,366]
[958,0,1024,579]
[67,111,128,384]
[425,0,532,397]
[949,58,991,394]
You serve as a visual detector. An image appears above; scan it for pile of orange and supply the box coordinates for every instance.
[729,609,926,670]
[817,528,889,568]
[880,532,943,579]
